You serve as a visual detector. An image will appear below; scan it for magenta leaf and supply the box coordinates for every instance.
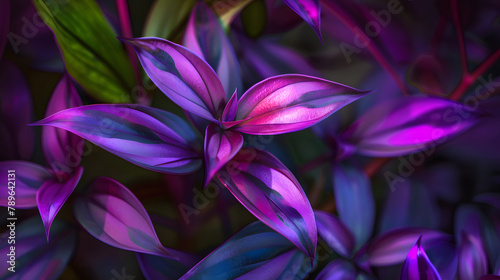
[401,236,442,280]
[458,232,488,280]
[36,166,83,241]
[179,221,312,279]
[315,259,357,280]
[42,74,83,175]
[333,163,374,248]
[314,210,355,258]
[0,161,52,208]
[74,177,175,258]
[217,147,317,260]
[204,122,243,186]
[0,60,34,160]
[341,96,484,157]
[33,104,202,174]
[282,0,321,40]
[0,217,76,280]
[0,0,9,58]
[136,250,199,280]
[183,2,242,99]
[230,74,369,135]
[221,89,238,122]
[123,37,226,121]
[367,228,449,266]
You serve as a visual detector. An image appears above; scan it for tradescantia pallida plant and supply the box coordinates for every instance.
[1,0,500,279]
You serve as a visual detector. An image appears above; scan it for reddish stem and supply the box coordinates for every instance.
[449,48,500,100]
[116,0,147,104]
[322,1,411,96]
[364,157,391,178]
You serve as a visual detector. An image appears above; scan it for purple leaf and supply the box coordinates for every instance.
[0,217,76,280]
[217,147,317,260]
[183,2,242,98]
[229,74,369,135]
[0,0,9,58]
[401,236,441,280]
[333,163,374,248]
[0,60,34,160]
[368,228,449,266]
[282,0,321,40]
[314,210,355,258]
[0,161,52,208]
[42,74,83,175]
[474,193,500,210]
[204,123,243,186]
[180,221,312,279]
[36,166,83,241]
[74,177,175,258]
[458,232,488,280]
[341,96,484,157]
[33,104,202,174]
[221,89,238,122]
[315,259,357,280]
[123,37,226,121]
[136,250,199,280]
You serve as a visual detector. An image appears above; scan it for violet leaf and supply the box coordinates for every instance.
[217,147,317,260]
[0,161,52,209]
[229,74,369,134]
[314,210,356,258]
[33,104,202,174]
[315,259,357,280]
[341,96,484,157]
[401,236,442,280]
[333,163,374,248]
[204,122,243,186]
[36,166,83,241]
[42,74,83,175]
[183,2,243,99]
[136,250,199,280]
[367,228,449,266]
[74,177,176,258]
[282,0,321,40]
[458,232,488,280]
[179,221,312,279]
[123,37,226,121]
[0,217,76,280]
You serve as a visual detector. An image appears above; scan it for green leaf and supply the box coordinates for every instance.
[143,0,197,41]
[34,0,135,103]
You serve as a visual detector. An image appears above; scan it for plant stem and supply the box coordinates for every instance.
[451,0,469,76]
[322,1,411,96]
[116,0,148,104]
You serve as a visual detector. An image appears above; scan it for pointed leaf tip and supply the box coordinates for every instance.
[37,166,83,242]
[282,0,322,40]
[401,236,441,280]
[217,148,317,260]
[34,104,202,174]
[125,37,226,121]
[204,123,243,186]
[232,74,369,135]
[74,177,176,258]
